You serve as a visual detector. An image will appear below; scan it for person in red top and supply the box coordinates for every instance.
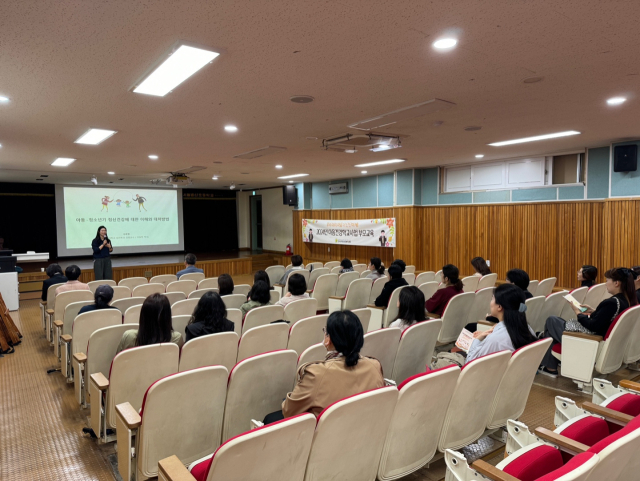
[426,264,464,316]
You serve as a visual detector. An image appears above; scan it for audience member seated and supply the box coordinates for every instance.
[278,255,305,284]
[176,253,204,279]
[276,274,309,307]
[116,293,183,354]
[249,270,272,294]
[471,256,491,277]
[185,291,235,342]
[366,257,386,280]
[425,264,463,316]
[218,273,234,296]
[78,285,118,315]
[578,264,598,288]
[240,280,272,317]
[633,266,640,303]
[374,264,408,307]
[506,268,533,299]
[41,263,67,301]
[389,286,426,331]
[391,259,406,272]
[540,267,638,377]
[339,258,354,273]
[55,265,90,296]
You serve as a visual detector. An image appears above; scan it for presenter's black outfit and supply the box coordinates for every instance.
[92,238,113,280]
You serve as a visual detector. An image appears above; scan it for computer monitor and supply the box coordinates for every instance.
[0,250,13,257]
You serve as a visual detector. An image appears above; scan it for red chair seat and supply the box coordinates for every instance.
[502,445,564,481]
[605,393,640,417]
[559,416,610,447]
[552,343,562,354]
[190,456,212,481]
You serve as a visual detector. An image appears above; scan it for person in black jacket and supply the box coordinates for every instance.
[540,267,638,377]
[185,291,235,342]
[78,285,118,315]
[578,265,598,288]
[374,264,408,307]
[41,264,67,301]
[506,268,533,299]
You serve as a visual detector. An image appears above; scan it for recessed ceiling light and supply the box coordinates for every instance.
[51,157,76,167]
[75,128,117,145]
[224,125,238,133]
[289,180,294,183]
[275,165,283,169]
[290,95,314,103]
[433,38,457,49]
[278,173,309,179]
[133,44,220,97]
[212,176,218,180]
[108,171,115,175]
[0,144,2,148]
[475,154,484,159]
[488,130,581,147]
[361,171,368,174]
[148,155,158,160]
[354,159,406,168]
[607,97,627,106]
[0,96,9,102]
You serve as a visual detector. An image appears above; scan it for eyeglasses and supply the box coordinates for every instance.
[322,327,327,335]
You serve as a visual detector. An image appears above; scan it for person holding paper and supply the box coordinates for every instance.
[91,225,113,280]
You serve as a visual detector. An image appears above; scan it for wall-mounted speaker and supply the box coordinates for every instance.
[283,185,298,206]
[614,144,638,172]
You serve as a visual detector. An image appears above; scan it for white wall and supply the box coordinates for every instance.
[236,188,294,252]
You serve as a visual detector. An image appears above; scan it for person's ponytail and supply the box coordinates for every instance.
[326,310,364,367]
[442,264,463,291]
[370,257,385,275]
[607,268,639,306]
[94,285,114,309]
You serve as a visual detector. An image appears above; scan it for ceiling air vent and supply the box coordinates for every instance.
[233,146,287,160]
[322,132,404,153]
[348,98,456,131]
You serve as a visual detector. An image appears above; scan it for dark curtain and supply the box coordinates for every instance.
[182,190,238,252]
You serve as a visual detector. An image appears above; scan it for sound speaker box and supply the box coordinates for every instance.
[283,185,298,206]
[614,144,638,172]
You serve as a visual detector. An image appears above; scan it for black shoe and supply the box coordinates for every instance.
[538,366,558,378]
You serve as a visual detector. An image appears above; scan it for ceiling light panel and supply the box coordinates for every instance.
[278,174,309,179]
[433,38,458,49]
[607,97,626,105]
[51,157,76,167]
[133,45,220,97]
[75,128,117,145]
[354,159,406,168]
[489,131,580,147]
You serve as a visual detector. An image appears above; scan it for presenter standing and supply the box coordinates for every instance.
[92,226,113,280]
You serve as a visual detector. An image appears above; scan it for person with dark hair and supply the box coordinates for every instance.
[246,270,272,300]
[578,265,598,288]
[177,253,204,279]
[276,274,309,307]
[391,259,406,273]
[632,266,640,304]
[55,265,90,296]
[339,258,354,273]
[374,264,408,307]
[78,285,118,315]
[471,257,491,277]
[425,264,464,316]
[41,263,67,301]
[278,255,305,284]
[540,267,638,377]
[92,226,113,280]
[506,268,533,299]
[185,291,234,342]
[218,274,234,296]
[366,257,386,280]
[389,286,426,331]
[240,280,272,316]
[116,293,182,354]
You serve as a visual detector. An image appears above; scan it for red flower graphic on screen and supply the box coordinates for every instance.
[386,218,394,228]
[302,219,308,227]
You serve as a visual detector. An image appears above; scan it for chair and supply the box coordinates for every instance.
[308,267,329,290]
[180,272,205,284]
[90,344,180,442]
[111,285,132,301]
[405,265,416,274]
[171,315,191,340]
[283,298,318,325]
[111,297,145,313]
[167,280,197,296]
[275,270,310,298]
[54,299,92,359]
[222,349,298,440]
[150,274,178,288]
[324,261,340,270]
[390,319,443,383]
[361,327,402,378]
[526,279,539,296]
[233,284,251,296]
[367,285,407,331]
[328,278,372,313]
[466,287,493,325]
[378,366,460,480]
[287,315,328,355]
[242,305,285,334]
[49,290,94,344]
[437,292,476,344]
[265,266,285,287]
[310,274,338,311]
[304,387,398,481]
[179,333,239,372]
[351,308,372,332]
[558,286,589,320]
[591,378,640,417]
[476,273,497,290]
[335,271,359,297]
[360,270,373,278]
[285,263,293,270]
[415,271,435,285]
[119,277,148,290]
[330,266,342,274]
[624,305,640,366]
[525,296,546,333]
[88,279,117,293]
[297,343,326,369]
[369,277,389,304]
[171,298,199,317]
[198,277,218,290]
[534,290,569,333]
[583,283,609,309]
[226,309,242,337]
[116,366,228,481]
[434,270,443,284]
[221,294,246,310]
[124,304,142,324]
[536,277,557,297]
[132,283,165,297]
[41,282,66,331]
[418,281,439,304]
[461,275,479,293]
[307,262,323,270]
[238,323,289,362]
[269,290,281,304]
[164,291,186,305]
[353,263,368,274]
[402,272,416,285]
[188,288,218,299]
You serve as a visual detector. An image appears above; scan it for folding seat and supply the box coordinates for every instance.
[552,305,640,391]
[41,282,66,331]
[48,290,94,343]
[237,323,290,362]
[415,271,435,285]
[351,308,372,332]
[61,309,123,382]
[116,366,229,481]
[307,261,323,270]
[297,343,326,370]
[324,260,340,270]
[405,265,416,274]
[466,287,493,325]
[304,386,398,481]
[434,269,443,283]
[623,307,640,366]
[436,292,476,344]
[534,290,569,333]
[111,285,132,301]
[350,259,358,264]
[368,276,389,305]
[308,267,329,289]
[265,266,285,286]
[582,282,609,309]
[328,278,372,313]
[438,350,511,452]
[285,263,293,270]
[132,283,166,297]
[330,266,342,274]
[221,294,246,310]
[53,299,92,359]
[361,327,401,378]
[198,277,218,290]
[188,288,218,299]
[402,272,416,285]
[417,281,439,303]
[124,304,142,324]
[461,275,479,293]
[226,308,242,336]
[171,298,199,317]
[360,270,372,278]
[591,379,640,421]
[242,305,284,334]
[234,284,251,296]
[558,286,588,321]
[390,319,443,383]
[222,349,298,440]
[166,280,197,296]
[164,291,186,305]
[171,315,191,340]
[88,279,117,293]
[150,274,178,288]
[287,314,327,355]
[179,332,239,372]
[367,285,407,331]
[111,297,145,313]
[180,272,206,284]
[378,366,460,480]
[476,273,498,290]
[269,290,281,304]
[334,271,359,297]
[90,343,180,442]
[523,295,545,332]
[283,298,318,325]
[536,277,558,297]
[528,279,539,296]
[119,277,148,290]
[353,263,368,274]
[158,413,316,481]
[309,273,338,311]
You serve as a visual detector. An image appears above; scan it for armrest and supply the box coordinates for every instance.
[274,283,284,287]
[61,334,72,343]
[53,320,63,328]
[534,427,589,454]
[426,312,441,319]
[73,352,87,364]
[562,331,603,342]
[471,459,520,481]
[46,309,54,315]
[116,402,142,429]
[619,380,640,392]
[367,304,385,310]
[328,296,345,300]
[158,456,196,481]
[582,402,633,426]
[306,290,313,294]
[41,301,47,306]
[478,320,496,327]
[90,372,110,391]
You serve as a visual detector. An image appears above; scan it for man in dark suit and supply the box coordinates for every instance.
[41,264,68,301]
[309,229,314,243]
[379,229,387,247]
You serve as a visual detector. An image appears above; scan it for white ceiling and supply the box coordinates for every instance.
[0,0,639,190]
